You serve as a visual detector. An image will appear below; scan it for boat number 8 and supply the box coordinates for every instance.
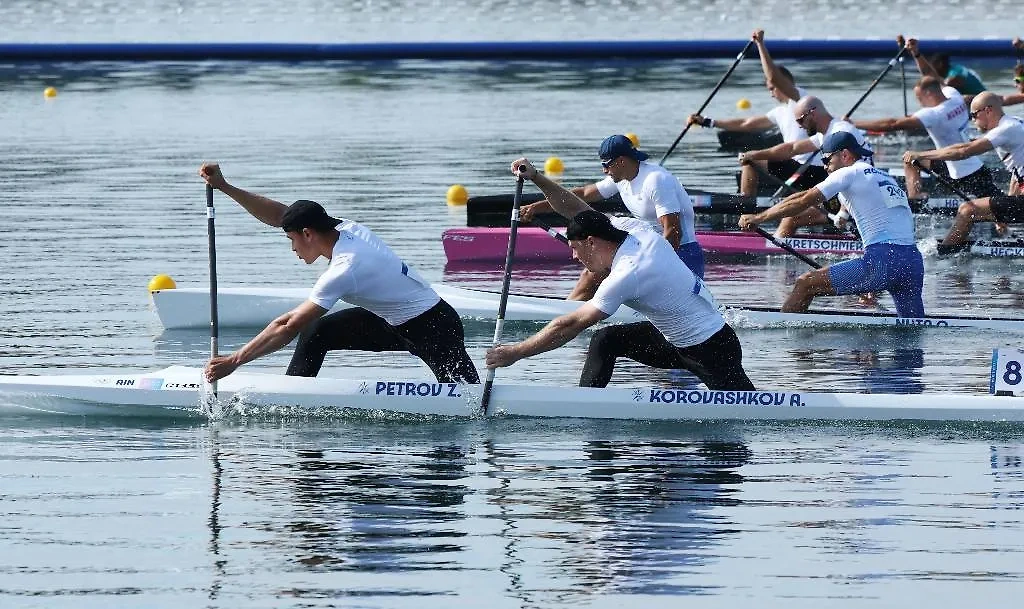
[1005,360,1023,385]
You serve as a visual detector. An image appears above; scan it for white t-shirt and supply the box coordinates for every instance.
[766,86,819,165]
[983,114,1024,180]
[588,217,725,348]
[308,220,439,326]
[912,86,981,179]
[595,161,697,245]
[816,161,916,247]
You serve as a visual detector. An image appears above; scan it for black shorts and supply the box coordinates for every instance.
[767,159,829,189]
[930,163,1005,198]
[990,195,1024,223]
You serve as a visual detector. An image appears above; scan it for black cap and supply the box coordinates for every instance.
[565,210,629,244]
[280,200,341,233]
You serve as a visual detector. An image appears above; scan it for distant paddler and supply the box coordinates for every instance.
[851,44,1002,201]
[520,134,704,300]
[908,38,986,96]
[736,95,873,237]
[197,163,479,384]
[688,29,828,199]
[740,132,924,318]
[488,158,755,391]
[903,93,1024,252]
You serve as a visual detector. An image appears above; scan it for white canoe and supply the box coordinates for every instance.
[151,284,1024,332]
[1,365,1022,421]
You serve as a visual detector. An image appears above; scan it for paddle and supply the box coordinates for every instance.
[528,218,570,245]
[659,39,755,165]
[766,45,909,201]
[897,35,909,116]
[753,226,822,269]
[481,175,525,416]
[205,184,220,404]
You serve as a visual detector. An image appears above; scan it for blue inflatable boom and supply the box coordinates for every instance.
[0,39,1019,62]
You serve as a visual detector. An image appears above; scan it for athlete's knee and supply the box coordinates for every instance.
[957,200,981,219]
[793,270,829,295]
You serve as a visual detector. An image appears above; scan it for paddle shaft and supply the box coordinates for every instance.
[766,45,907,201]
[910,159,973,202]
[481,176,525,415]
[754,226,822,269]
[207,184,219,395]
[900,55,908,116]
[659,39,755,165]
[528,218,570,245]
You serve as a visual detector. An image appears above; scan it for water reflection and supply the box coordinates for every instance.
[484,438,750,599]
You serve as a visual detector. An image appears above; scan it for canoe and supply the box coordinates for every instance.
[716,129,935,153]
[149,283,1024,333]
[443,227,863,261]
[465,190,965,227]
[1,364,1022,421]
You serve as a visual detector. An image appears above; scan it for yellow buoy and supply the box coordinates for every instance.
[446,184,468,206]
[736,98,751,110]
[148,274,177,292]
[544,157,565,174]
[43,86,58,99]
[624,132,640,147]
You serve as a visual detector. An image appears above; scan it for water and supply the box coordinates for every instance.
[4,2,1024,606]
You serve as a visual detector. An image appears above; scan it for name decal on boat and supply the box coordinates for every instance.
[973,245,1024,257]
[777,238,864,251]
[649,389,802,407]
[375,381,461,398]
[895,318,949,326]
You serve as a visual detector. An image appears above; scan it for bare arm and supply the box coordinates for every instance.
[522,184,605,218]
[906,38,940,78]
[739,188,826,228]
[853,116,924,133]
[1003,93,1024,107]
[904,138,994,163]
[485,304,609,368]
[658,212,682,249]
[204,300,326,381]
[199,163,289,227]
[743,138,816,162]
[688,114,775,132]
[512,158,590,219]
[754,30,800,102]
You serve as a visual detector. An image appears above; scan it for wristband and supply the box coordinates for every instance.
[701,117,715,128]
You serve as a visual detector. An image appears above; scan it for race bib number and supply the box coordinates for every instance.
[877,180,909,209]
[991,348,1024,395]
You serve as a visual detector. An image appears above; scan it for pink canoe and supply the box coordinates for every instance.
[442,227,863,262]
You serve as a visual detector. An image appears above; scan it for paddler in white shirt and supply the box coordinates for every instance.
[520,134,703,300]
[688,29,829,199]
[487,158,756,391]
[740,132,925,318]
[739,96,874,237]
[852,73,1003,200]
[904,92,1024,252]
[198,163,479,384]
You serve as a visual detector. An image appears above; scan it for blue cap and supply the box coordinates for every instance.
[820,131,873,158]
[598,134,649,162]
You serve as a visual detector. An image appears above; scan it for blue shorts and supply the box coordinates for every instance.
[677,241,705,279]
[828,243,925,318]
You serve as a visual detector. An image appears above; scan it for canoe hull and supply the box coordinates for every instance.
[2,365,1022,421]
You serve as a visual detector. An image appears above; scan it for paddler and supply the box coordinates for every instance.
[740,132,925,318]
[520,134,703,301]
[487,158,756,391]
[198,163,480,384]
[736,96,873,237]
[851,44,1002,201]
[688,29,829,200]
[903,93,1024,252]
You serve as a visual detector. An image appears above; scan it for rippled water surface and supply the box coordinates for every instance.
[3,2,1024,606]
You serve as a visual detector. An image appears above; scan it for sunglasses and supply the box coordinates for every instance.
[1015,76,1024,85]
[821,153,834,165]
[600,157,618,169]
[795,108,815,123]
[969,105,991,120]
